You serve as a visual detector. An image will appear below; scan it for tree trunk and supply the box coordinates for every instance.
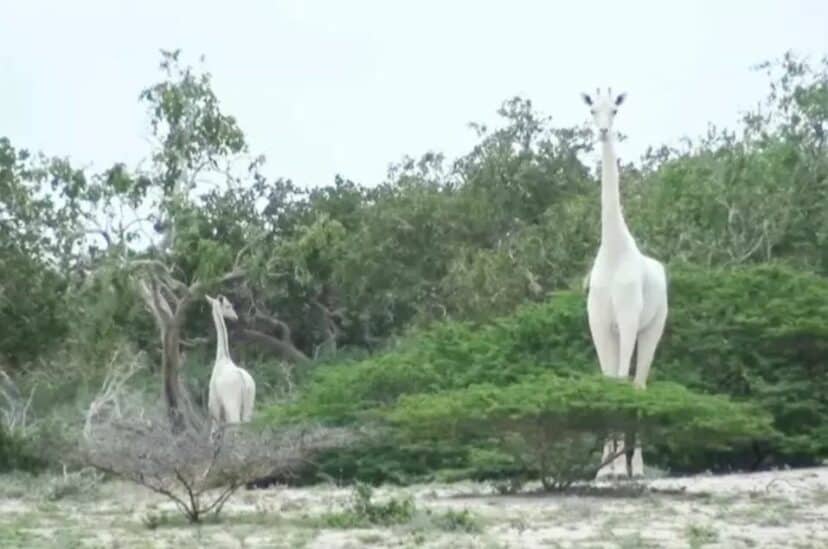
[162,325,185,432]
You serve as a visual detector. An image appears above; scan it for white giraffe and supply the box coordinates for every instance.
[205,294,256,432]
[581,88,668,480]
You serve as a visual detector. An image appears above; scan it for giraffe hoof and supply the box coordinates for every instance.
[596,471,627,483]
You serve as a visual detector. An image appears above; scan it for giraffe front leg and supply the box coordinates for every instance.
[588,318,622,481]
[630,442,644,478]
[613,308,641,479]
[633,302,667,389]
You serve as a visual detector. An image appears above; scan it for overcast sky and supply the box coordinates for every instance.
[1,1,826,189]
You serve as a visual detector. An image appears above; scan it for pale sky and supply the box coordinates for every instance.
[1,1,826,189]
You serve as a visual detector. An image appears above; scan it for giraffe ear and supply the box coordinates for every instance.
[615,93,627,106]
[581,93,593,106]
[205,294,215,305]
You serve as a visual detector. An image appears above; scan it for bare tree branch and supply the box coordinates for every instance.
[251,313,294,341]
[238,328,310,365]
[81,398,355,523]
[0,368,35,435]
[83,347,147,440]
[70,228,112,249]
[180,337,209,349]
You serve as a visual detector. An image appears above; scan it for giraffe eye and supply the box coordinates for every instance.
[590,109,596,115]
[612,109,618,115]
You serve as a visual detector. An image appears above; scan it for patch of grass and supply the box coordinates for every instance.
[142,510,176,530]
[428,508,481,533]
[0,526,33,547]
[322,483,416,528]
[726,496,801,527]
[40,469,102,502]
[506,515,529,533]
[356,532,386,545]
[491,476,526,495]
[761,505,798,527]
[0,472,37,499]
[812,487,828,505]
[600,513,626,533]
[615,533,657,549]
[34,501,60,514]
[319,483,482,534]
[140,508,300,532]
[0,509,41,531]
[50,530,85,549]
[281,528,317,549]
[686,524,719,548]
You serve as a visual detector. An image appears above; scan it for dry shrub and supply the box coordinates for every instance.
[81,400,353,523]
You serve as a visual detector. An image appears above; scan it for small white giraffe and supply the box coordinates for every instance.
[205,294,256,433]
[581,88,668,480]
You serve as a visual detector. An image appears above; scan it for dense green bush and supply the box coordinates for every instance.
[0,427,44,473]
[264,263,828,484]
[264,290,592,427]
[658,263,828,467]
[389,374,773,488]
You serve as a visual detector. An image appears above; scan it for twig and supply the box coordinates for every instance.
[82,397,357,522]
[765,478,796,493]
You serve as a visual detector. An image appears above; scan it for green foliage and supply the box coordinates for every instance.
[658,263,828,465]
[390,375,771,449]
[265,263,827,483]
[323,482,415,527]
[389,374,773,488]
[430,508,481,533]
[686,524,719,548]
[267,291,592,426]
[0,139,70,367]
[139,49,247,196]
[321,482,480,533]
[0,427,45,473]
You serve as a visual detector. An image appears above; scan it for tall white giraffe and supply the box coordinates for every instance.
[581,88,668,479]
[205,294,256,432]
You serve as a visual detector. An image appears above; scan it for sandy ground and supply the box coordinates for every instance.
[1,466,827,548]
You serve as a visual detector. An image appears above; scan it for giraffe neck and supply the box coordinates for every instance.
[599,136,634,252]
[211,305,232,367]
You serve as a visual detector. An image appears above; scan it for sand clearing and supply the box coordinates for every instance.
[1,466,826,548]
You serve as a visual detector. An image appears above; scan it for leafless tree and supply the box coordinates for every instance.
[81,403,354,523]
[83,347,147,440]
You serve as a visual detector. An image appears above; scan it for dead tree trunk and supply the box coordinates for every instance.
[162,322,185,431]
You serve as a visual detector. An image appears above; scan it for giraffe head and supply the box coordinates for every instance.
[205,294,238,321]
[581,87,626,141]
